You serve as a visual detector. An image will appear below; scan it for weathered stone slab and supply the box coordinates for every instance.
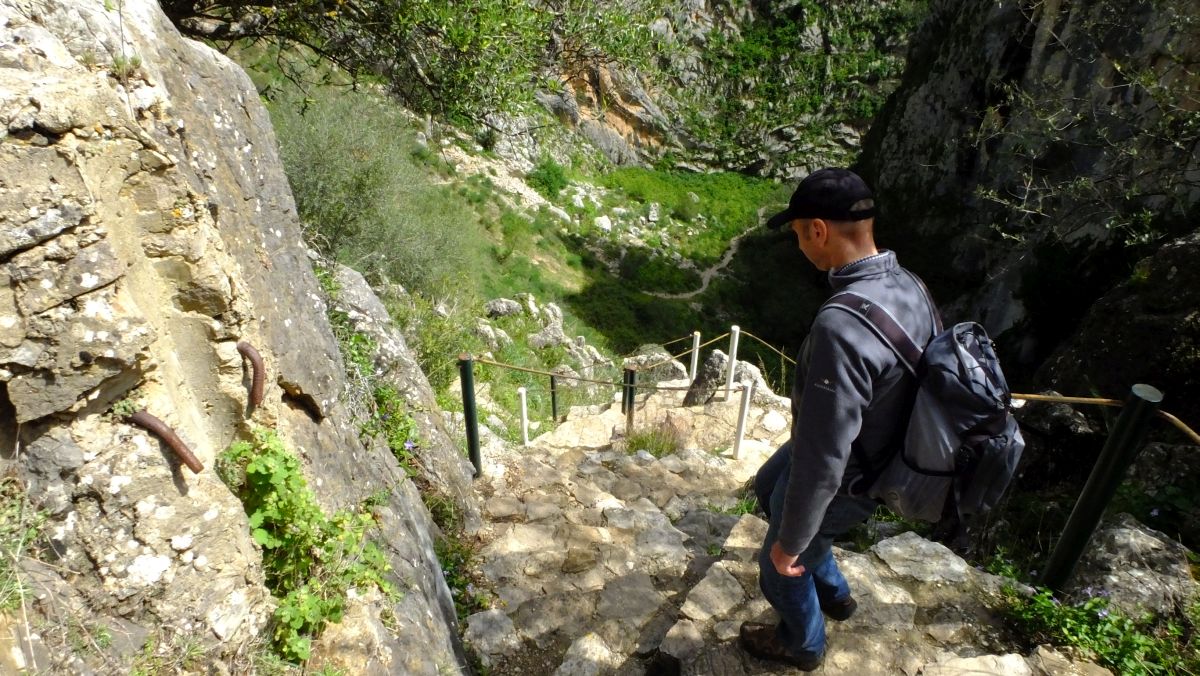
[920,653,1032,675]
[597,573,665,627]
[680,562,746,623]
[872,531,969,583]
[837,551,917,629]
[554,632,619,676]
[660,619,705,663]
[464,609,520,665]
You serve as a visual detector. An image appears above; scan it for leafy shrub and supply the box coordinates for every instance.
[217,428,394,663]
[268,86,480,297]
[526,156,569,199]
[999,586,1200,675]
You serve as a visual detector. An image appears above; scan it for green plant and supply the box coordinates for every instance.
[999,586,1199,675]
[109,393,142,420]
[434,536,490,622]
[0,477,45,613]
[526,156,568,199]
[362,386,420,476]
[625,425,683,459]
[110,53,141,79]
[218,428,395,662]
[129,632,206,676]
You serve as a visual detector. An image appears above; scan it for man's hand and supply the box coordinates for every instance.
[770,541,807,577]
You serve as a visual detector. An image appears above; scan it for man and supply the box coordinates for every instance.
[739,168,938,670]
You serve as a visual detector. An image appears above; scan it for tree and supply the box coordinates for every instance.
[160,0,666,122]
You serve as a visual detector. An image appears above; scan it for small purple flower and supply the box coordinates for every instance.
[1082,586,1095,597]
[404,439,416,451]
[1150,508,1160,517]
[1098,608,1110,618]
[1051,597,1061,605]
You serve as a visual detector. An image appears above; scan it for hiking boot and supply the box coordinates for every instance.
[738,622,824,671]
[821,594,857,621]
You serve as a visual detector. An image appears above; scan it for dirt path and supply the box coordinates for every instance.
[647,226,755,300]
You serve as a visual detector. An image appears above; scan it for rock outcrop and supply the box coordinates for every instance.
[858,0,1200,375]
[0,1,469,672]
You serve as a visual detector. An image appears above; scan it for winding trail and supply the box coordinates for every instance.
[646,227,755,300]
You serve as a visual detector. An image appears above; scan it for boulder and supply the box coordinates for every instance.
[485,297,523,318]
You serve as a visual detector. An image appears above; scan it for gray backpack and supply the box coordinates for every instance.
[824,284,1025,523]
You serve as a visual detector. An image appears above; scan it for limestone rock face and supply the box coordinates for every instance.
[0,1,462,671]
[1070,513,1198,617]
[859,0,1200,374]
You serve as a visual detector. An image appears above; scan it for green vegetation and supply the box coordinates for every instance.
[217,428,396,663]
[0,477,45,613]
[167,0,665,122]
[600,167,787,263]
[993,579,1200,675]
[269,87,480,296]
[526,157,569,199]
[705,493,759,517]
[678,1,927,163]
[362,386,421,476]
[625,424,684,459]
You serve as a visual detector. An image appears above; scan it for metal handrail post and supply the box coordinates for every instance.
[733,381,756,459]
[1039,384,1164,591]
[625,369,637,435]
[550,375,559,423]
[458,354,481,477]
[724,325,741,400]
[689,331,701,382]
[621,368,633,414]
[518,386,530,447]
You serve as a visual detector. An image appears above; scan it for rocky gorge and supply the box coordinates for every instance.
[0,0,1197,674]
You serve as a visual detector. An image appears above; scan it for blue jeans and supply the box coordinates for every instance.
[754,442,876,656]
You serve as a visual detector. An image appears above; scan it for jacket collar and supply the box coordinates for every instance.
[828,250,896,290]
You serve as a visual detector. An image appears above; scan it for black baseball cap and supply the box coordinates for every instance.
[765,168,876,229]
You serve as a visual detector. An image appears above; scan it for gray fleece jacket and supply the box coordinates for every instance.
[777,250,937,556]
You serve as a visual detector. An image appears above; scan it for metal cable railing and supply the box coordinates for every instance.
[456,323,1200,601]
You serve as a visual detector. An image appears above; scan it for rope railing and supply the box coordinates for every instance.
[741,329,798,366]
[641,331,732,373]
[461,334,1200,486]
[460,333,1200,598]
[1011,392,1200,445]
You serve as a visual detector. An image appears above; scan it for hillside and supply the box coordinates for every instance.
[0,0,1198,675]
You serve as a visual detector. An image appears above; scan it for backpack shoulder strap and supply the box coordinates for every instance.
[902,269,944,334]
[822,291,922,377]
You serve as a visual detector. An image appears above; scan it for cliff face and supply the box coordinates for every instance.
[543,0,916,178]
[858,0,1199,376]
[0,0,471,671]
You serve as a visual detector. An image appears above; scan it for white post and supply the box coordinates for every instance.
[724,325,741,400]
[733,380,756,459]
[518,386,529,447]
[689,331,701,382]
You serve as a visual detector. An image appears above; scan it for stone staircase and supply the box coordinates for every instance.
[463,379,1110,675]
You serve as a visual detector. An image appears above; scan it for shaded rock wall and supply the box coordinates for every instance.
[858,0,1200,376]
[0,0,470,671]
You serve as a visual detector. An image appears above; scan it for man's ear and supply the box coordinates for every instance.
[810,218,829,244]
